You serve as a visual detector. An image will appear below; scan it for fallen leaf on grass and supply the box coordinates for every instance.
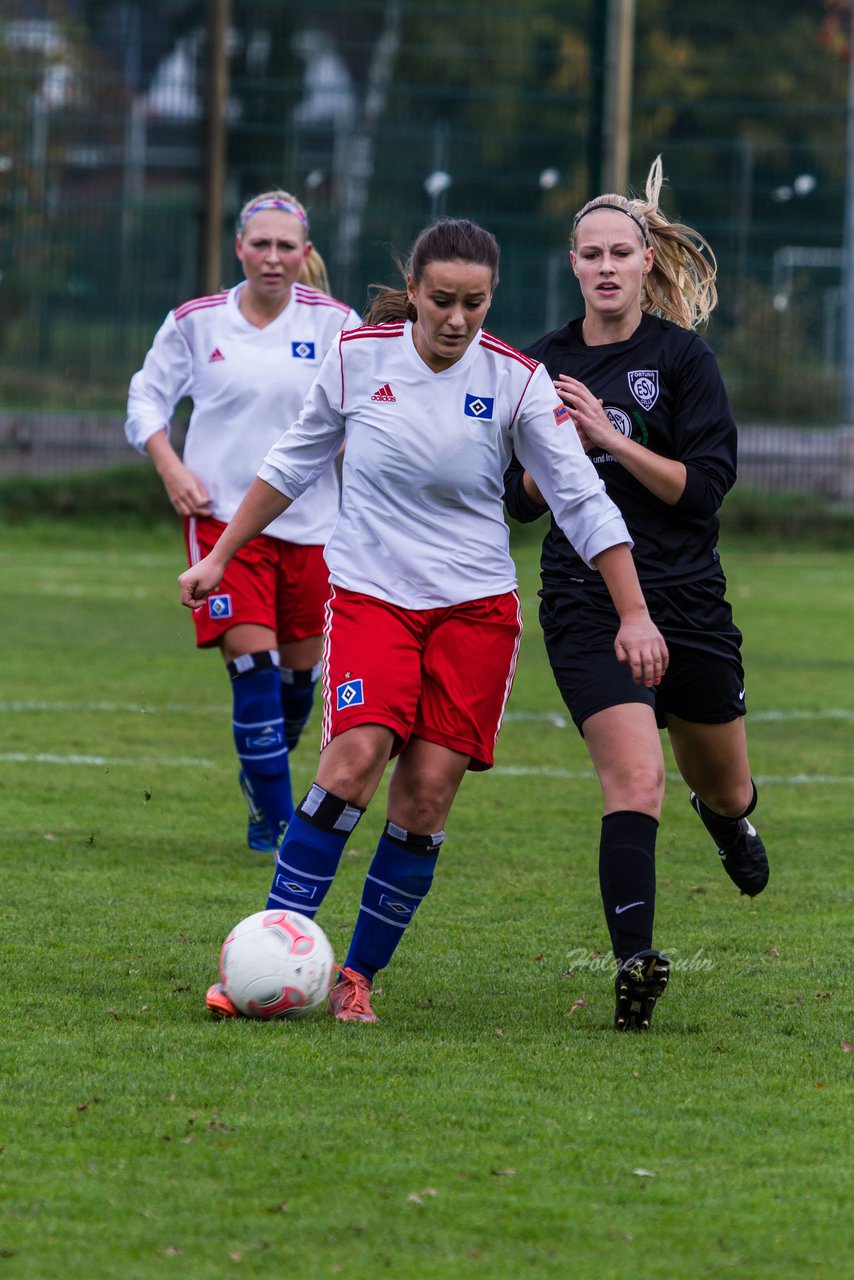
[566,998,589,1017]
[491,1168,516,1178]
[408,1187,437,1199]
[764,946,780,958]
[632,1168,655,1177]
[841,1041,854,1053]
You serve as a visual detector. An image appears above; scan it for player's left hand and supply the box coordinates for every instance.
[613,615,669,687]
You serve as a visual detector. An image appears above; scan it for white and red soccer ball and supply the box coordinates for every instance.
[219,909,335,1019]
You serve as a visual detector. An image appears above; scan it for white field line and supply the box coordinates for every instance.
[2,705,850,783]
[489,767,854,786]
[0,752,216,768]
[0,753,850,787]
[1,702,853,723]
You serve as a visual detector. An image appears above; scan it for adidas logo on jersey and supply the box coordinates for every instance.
[208,348,225,362]
[370,383,396,402]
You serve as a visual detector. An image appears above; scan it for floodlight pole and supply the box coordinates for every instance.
[601,0,636,194]
[842,3,854,424]
[199,0,230,297]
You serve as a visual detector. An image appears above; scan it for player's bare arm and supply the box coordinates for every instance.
[145,428,213,517]
[590,542,669,687]
[555,374,688,505]
[521,469,548,508]
[179,477,293,608]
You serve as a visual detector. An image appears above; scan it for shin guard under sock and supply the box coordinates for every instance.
[266,784,365,916]
[344,822,443,980]
[599,810,658,963]
[280,663,321,752]
[229,651,293,845]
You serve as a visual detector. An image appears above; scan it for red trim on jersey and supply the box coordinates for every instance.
[509,366,538,430]
[341,323,406,342]
[173,292,229,321]
[292,284,352,314]
[479,330,538,372]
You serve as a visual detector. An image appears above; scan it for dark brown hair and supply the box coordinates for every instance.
[365,218,500,324]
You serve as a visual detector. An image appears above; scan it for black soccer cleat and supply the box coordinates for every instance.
[614,949,670,1031]
[690,792,769,897]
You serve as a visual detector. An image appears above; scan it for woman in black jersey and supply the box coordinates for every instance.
[505,157,768,1032]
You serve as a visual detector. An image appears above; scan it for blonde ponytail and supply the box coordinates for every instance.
[572,156,718,329]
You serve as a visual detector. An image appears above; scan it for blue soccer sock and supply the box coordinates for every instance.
[229,651,293,847]
[266,784,365,917]
[281,662,321,752]
[343,822,444,981]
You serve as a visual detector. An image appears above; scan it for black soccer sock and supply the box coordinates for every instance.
[281,663,321,753]
[693,781,758,843]
[599,810,658,963]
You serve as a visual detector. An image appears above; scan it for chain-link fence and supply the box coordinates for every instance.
[2,0,853,500]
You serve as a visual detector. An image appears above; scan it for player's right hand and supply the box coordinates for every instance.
[179,554,224,609]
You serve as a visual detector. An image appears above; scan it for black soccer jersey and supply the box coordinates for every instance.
[504,312,737,590]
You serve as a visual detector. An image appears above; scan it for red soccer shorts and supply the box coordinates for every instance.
[185,516,330,648]
[319,586,523,771]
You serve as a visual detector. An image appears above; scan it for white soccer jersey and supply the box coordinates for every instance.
[257,321,631,609]
[125,282,361,544]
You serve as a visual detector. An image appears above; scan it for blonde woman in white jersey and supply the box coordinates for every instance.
[126,191,361,855]
[179,217,668,1023]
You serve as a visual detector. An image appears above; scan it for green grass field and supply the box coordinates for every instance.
[1,519,851,1280]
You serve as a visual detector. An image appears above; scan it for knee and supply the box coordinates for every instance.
[601,759,665,817]
[699,777,755,818]
[392,776,452,834]
[316,732,389,807]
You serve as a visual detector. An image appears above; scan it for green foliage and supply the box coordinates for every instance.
[0,463,175,525]
[0,522,851,1278]
[722,485,854,547]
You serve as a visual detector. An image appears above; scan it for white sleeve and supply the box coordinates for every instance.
[513,364,632,568]
[257,337,346,501]
[124,312,193,454]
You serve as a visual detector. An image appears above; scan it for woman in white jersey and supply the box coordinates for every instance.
[179,217,668,1023]
[125,190,361,855]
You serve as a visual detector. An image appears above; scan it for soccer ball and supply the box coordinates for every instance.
[219,909,335,1019]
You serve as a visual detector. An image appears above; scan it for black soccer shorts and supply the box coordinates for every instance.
[539,573,746,734]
